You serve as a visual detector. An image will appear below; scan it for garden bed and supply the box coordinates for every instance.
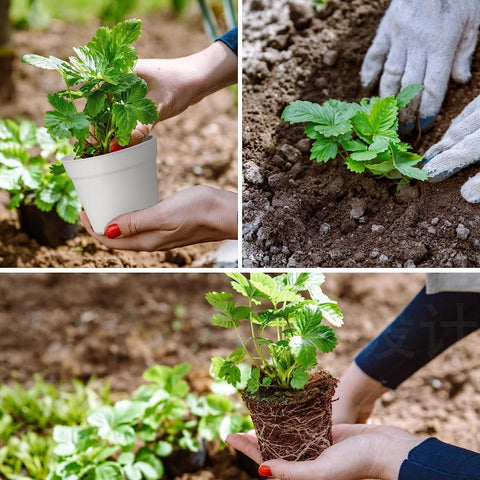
[1,272,479,479]
[0,12,237,268]
[242,0,480,267]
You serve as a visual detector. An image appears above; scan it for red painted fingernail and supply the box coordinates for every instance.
[258,465,272,477]
[105,224,121,239]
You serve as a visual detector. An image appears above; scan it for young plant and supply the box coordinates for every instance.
[206,272,343,394]
[21,19,159,163]
[282,84,428,182]
[0,118,81,223]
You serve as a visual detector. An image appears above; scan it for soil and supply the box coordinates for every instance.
[1,272,480,479]
[242,371,337,462]
[0,12,237,268]
[242,0,480,268]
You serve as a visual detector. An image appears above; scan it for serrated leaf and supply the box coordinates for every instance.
[246,366,260,393]
[349,150,378,161]
[391,145,428,180]
[21,54,65,71]
[310,138,338,162]
[396,84,423,109]
[291,369,309,389]
[56,195,81,224]
[211,313,239,328]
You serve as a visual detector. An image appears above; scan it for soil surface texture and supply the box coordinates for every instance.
[0,13,237,268]
[242,0,480,268]
[1,272,480,480]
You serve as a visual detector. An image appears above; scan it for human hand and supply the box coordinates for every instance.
[333,362,389,425]
[422,95,480,202]
[128,41,238,146]
[79,185,237,251]
[227,424,422,480]
[361,0,480,133]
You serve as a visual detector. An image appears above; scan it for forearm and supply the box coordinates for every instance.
[355,287,480,389]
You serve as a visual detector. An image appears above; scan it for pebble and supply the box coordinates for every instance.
[371,224,385,234]
[404,260,416,268]
[456,224,470,240]
[428,227,436,235]
[282,246,291,255]
[453,253,468,268]
[244,161,263,184]
[296,138,312,153]
[350,198,366,220]
[323,50,338,66]
[379,254,389,263]
[370,249,380,259]
[287,256,298,268]
[431,217,440,225]
[320,223,331,234]
[279,144,302,162]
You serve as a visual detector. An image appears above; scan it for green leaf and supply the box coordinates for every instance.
[349,150,378,161]
[95,463,123,480]
[218,361,241,387]
[396,84,423,109]
[154,441,173,457]
[21,54,65,71]
[56,195,81,224]
[246,367,260,393]
[84,90,106,117]
[391,144,427,180]
[45,94,90,140]
[310,138,338,162]
[317,303,344,327]
[291,369,309,389]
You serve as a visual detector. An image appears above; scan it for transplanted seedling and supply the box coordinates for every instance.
[282,84,428,182]
[21,19,159,166]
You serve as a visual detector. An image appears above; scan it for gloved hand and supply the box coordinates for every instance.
[423,95,480,203]
[361,0,480,133]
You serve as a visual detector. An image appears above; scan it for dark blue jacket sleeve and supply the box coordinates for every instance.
[400,438,480,480]
[216,27,238,56]
[355,287,480,389]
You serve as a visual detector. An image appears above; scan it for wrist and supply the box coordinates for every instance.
[207,187,237,240]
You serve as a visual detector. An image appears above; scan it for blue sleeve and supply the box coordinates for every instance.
[400,438,480,480]
[215,27,238,56]
[355,287,480,389]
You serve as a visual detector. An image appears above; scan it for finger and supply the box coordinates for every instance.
[397,51,426,134]
[226,433,262,465]
[379,43,407,98]
[452,19,479,83]
[129,122,152,147]
[105,204,165,239]
[423,129,480,182]
[360,31,391,89]
[461,171,480,203]
[418,55,453,131]
[425,107,480,159]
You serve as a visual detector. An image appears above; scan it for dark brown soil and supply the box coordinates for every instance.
[242,0,480,268]
[0,12,237,268]
[242,371,337,462]
[1,272,480,478]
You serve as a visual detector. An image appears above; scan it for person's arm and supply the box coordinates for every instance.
[361,0,480,133]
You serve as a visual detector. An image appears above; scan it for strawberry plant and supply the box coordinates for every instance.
[282,84,428,182]
[0,118,81,223]
[206,272,343,462]
[21,19,159,164]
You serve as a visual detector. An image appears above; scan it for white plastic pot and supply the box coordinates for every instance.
[62,135,159,234]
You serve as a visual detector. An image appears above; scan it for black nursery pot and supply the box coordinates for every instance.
[163,440,208,478]
[18,204,78,247]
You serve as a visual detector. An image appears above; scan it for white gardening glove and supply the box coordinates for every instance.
[423,94,480,203]
[361,0,480,134]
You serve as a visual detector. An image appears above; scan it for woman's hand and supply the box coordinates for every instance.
[227,424,422,480]
[128,41,238,146]
[79,185,237,251]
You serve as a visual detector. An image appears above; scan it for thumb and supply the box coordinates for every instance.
[105,204,162,239]
[259,459,318,480]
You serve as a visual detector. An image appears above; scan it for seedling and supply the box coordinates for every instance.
[282,84,428,182]
[21,19,159,165]
[0,118,81,223]
[207,273,343,462]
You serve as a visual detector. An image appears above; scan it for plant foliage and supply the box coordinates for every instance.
[0,118,81,223]
[21,19,159,162]
[206,273,343,393]
[282,84,428,182]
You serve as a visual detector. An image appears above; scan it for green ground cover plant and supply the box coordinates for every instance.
[282,84,427,182]
[22,19,159,163]
[0,118,81,223]
[206,272,343,393]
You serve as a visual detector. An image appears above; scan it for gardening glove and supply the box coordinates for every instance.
[361,0,480,133]
[422,94,480,203]
[79,186,237,251]
[227,425,422,480]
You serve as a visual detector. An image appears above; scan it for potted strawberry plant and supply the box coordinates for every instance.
[22,19,159,234]
[206,272,343,462]
[0,118,81,247]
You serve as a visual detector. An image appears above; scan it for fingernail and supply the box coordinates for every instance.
[105,224,121,239]
[420,116,435,131]
[258,465,272,477]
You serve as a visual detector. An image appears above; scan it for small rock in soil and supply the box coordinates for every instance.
[379,254,389,263]
[404,259,416,268]
[431,217,440,225]
[268,173,284,188]
[279,143,302,162]
[323,50,338,66]
[282,246,291,255]
[288,0,313,28]
[350,198,366,220]
[320,223,331,234]
[243,215,263,242]
[409,242,428,263]
[453,253,469,268]
[456,224,470,240]
[370,249,379,259]
[371,224,385,234]
[244,161,264,184]
[428,227,436,235]
[296,138,312,153]
[329,249,343,260]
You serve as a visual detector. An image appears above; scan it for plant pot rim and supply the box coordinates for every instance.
[62,135,156,165]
